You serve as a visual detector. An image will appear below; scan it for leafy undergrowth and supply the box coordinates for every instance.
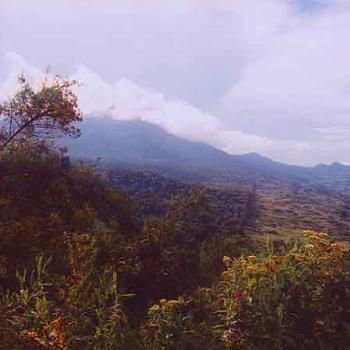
[1,227,349,349]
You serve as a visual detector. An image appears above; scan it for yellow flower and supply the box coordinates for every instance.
[149,304,161,314]
[305,244,315,249]
[166,299,180,308]
[223,256,232,265]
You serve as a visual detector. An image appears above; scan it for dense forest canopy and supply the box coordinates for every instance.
[0,78,349,349]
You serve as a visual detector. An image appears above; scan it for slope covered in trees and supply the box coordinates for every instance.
[103,166,350,241]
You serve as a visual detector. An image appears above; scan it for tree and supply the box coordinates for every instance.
[0,75,82,152]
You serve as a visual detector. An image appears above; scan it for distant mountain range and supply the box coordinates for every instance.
[62,116,350,191]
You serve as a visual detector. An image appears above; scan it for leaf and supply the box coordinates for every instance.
[248,277,257,290]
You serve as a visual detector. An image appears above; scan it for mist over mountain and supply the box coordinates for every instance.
[63,116,350,190]
[64,116,230,169]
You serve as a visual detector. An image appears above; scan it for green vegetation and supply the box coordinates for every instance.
[0,78,349,349]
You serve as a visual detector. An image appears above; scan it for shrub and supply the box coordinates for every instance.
[0,256,138,349]
[217,232,350,349]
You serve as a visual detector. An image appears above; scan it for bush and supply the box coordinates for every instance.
[217,231,350,349]
[0,255,138,349]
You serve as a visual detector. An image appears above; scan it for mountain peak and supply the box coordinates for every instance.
[242,152,271,161]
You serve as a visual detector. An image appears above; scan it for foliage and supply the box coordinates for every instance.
[0,143,136,286]
[0,75,81,152]
[199,233,250,286]
[141,297,194,349]
[0,256,137,349]
[217,231,350,349]
[109,168,251,235]
[141,288,220,350]
[139,232,350,350]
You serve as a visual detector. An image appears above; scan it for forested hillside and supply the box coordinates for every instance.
[0,78,349,349]
[107,168,253,235]
[104,166,350,241]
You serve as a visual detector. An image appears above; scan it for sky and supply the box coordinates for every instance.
[1,0,350,165]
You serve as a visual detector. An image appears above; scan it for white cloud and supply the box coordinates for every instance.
[220,1,350,132]
[71,60,287,155]
[0,52,44,98]
[313,127,350,142]
[0,52,284,156]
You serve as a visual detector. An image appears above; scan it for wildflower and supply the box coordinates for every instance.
[305,244,314,249]
[25,330,39,339]
[231,291,243,300]
[165,299,181,308]
[149,304,161,314]
[222,327,246,346]
[223,256,232,265]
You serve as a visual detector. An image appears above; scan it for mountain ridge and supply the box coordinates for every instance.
[62,116,350,190]
[64,116,350,169]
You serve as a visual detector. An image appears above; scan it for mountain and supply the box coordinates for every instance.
[64,116,233,171]
[63,116,350,186]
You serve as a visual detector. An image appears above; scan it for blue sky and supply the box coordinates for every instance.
[1,0,350,165]
[293,0,325,11]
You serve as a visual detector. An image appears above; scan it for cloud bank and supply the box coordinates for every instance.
[0,52,280,156]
